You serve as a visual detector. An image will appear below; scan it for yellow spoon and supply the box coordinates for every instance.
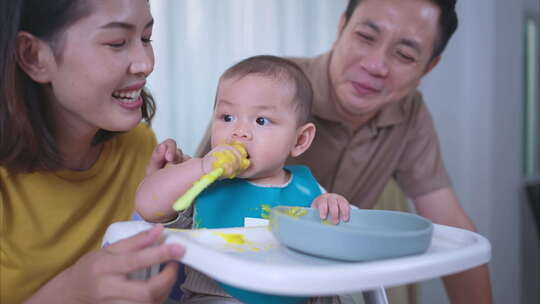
[173,142,250,211]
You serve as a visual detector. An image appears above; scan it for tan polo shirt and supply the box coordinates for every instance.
[286,52,451,208]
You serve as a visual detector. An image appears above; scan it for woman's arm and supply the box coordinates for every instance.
[25,226,184,304]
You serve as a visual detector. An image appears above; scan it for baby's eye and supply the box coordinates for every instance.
[256,117,270,126]
[222,114,234,122]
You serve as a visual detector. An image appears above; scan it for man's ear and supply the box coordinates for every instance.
[423,55,441,76]
[16,32,55,83]
[290,122,316,158]
[336,13,347,38]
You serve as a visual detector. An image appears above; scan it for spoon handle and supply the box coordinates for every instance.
[173,167,224,211]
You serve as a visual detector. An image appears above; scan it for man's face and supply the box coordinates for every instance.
[329,0,440,124]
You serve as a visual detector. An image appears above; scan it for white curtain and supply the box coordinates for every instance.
[148,0,347,154]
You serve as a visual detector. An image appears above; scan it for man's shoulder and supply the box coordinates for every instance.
[403,89,425,107]
[286,56,313,77]
[286,53,327,73]
[400,89,431,121]
[287,56,310,65]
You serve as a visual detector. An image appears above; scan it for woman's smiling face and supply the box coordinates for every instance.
[44,0,155,135]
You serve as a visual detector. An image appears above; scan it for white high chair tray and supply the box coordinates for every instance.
[102,221,490,296]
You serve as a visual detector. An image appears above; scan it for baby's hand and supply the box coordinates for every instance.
[146,139,190,176]
[202,142,250,178]
[311,193,351,224]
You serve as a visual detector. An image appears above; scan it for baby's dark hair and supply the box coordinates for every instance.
[220,55,313,125]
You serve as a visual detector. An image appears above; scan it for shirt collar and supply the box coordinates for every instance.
[310,51,409,129]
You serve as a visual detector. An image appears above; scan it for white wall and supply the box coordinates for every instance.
[419,0,537,303]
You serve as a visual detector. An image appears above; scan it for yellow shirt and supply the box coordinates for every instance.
[0,123,157,303]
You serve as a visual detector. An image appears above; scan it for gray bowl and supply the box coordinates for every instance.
[269,206,433,261]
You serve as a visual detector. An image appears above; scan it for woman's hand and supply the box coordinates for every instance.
[146,139,190,176]
[311,193,351,225]
[26,225,185,304]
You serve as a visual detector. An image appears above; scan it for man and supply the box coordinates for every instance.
[288,0,492,303]
[198,0,492,302]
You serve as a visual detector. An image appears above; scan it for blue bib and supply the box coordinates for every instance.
[193,165,321,304]
[194,165,322,229]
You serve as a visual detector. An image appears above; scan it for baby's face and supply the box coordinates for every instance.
[211,74,300,183]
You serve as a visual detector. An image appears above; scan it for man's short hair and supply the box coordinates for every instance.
[344,0,458,60]
[220,55,313,125]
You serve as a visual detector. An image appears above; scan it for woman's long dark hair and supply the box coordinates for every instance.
[0,0,156,174]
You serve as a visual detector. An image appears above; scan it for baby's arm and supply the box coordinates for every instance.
[135,142,249,223]
[135,157,207,223]
[311,193,351,224]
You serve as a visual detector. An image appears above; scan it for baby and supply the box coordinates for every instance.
[135,55,350,304]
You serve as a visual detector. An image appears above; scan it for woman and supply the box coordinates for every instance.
[1,0,185,303]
